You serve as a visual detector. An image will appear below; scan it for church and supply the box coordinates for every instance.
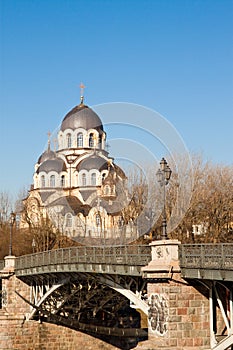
[23,89,138,245]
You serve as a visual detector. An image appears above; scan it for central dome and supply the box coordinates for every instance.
[60,103,104,133]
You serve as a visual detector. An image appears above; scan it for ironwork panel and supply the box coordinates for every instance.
[14,245,151,277]
[179,244,233,282]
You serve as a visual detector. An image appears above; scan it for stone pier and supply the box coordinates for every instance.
[141,240,210,349]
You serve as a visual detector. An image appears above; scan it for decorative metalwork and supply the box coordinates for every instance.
[179,244,233,270]
[15,245,151,272]
[16,269,148,347]
[11,244,150,346]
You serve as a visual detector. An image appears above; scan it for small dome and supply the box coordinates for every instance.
[77,155,108,171]
[37,158,67,173]
[61,103,104,133]
[38,149,56,164]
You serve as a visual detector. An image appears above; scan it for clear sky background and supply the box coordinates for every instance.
[0,0,233,200]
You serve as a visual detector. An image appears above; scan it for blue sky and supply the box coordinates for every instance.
[0,0,233,199]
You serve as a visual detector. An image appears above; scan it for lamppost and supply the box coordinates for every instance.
[9,211,16,256]
[156,158,172,240]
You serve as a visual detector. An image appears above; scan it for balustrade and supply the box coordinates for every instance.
[179,243,233,270]
[14,245,152,271]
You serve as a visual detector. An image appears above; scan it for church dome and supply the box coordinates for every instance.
[77,155,108,171]
[37,158,67,173]
[38,149,56,164]
[60,103,104,133]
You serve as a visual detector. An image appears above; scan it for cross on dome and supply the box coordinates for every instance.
[80,82,86,104]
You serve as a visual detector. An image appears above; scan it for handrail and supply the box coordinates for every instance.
[14,245,152,271]
[179,243,233,270]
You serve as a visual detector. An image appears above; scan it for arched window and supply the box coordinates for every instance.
[66,213,72,227]
[67,133,72,148]
[41,175,45,188]
[91,173,96,186]
[96,213,101,226]
[61,175,65,187]
[77,133,83,148]
[82,173,86,186]
[50,175,55,187]
[89,133,94,148]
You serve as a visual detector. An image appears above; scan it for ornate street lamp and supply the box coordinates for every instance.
[156,158,172,240]
[9,211,16,256]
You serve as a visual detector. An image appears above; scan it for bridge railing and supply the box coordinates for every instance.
[14,245,151,270]
[179,243,233,270]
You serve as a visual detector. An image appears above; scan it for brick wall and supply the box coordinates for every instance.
[0,317,119,350]
[146,273,210,350]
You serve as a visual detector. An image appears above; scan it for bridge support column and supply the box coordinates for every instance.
[142,240,210,349]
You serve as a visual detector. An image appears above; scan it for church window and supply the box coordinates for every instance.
[50,175,55,187]
[77,133,83,148]
[91,173,96,186]
[66,213,72,227]
[96,213,101,226]
[61,175,65,187]
[67,133,72,148]
[82,173,86,186]
[98,136,102,149]
[41,175,45,188]
[89,133,94,147]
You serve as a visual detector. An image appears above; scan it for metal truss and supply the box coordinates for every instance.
[18,271,148,338]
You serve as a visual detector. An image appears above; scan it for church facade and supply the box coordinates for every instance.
[23,94,138,245]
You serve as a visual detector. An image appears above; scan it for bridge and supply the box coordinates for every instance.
[0,241,233,349]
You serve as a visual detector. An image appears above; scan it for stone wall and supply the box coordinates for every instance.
[146,273,210,349]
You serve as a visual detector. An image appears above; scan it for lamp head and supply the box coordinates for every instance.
[10,211,16,225]
[165,165,172,182]
[160,157,167,171]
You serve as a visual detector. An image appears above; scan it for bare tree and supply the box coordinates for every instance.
[124,155,233,244]
[30,217,57,252]
[168,155,233,243]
